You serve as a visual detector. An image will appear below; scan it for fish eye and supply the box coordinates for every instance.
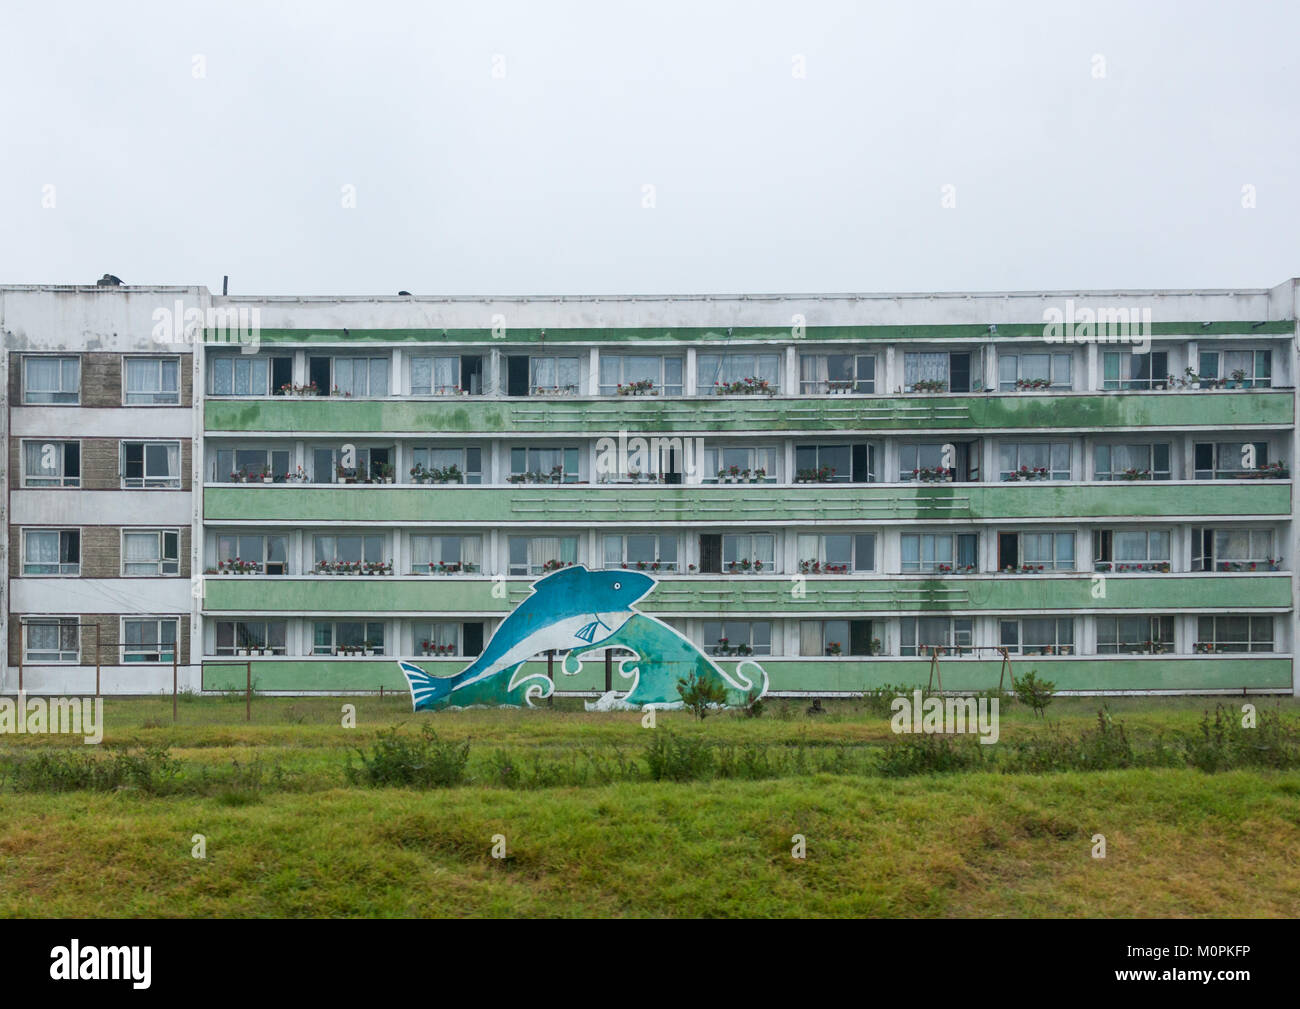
[613,582,621,590]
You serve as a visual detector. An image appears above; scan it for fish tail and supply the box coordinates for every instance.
[399,660,462,711]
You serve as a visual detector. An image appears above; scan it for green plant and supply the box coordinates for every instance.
[345,725,470,788]
[1014,670,1056,717]
[676,671,728,720]
[644,732,716,781]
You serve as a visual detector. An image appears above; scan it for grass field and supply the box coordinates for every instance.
[1,693,1298,917]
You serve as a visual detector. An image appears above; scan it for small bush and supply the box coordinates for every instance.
[645,732,715,782]
[5,746,180,795]
[345,725,469,788]
[677,672,728,721]
[1014,671,1056,717]
[877,733,989,777]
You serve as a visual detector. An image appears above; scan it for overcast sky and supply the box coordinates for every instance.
[1,0,1296,296]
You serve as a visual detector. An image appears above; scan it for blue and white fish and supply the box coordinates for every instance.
[399,565,655,710]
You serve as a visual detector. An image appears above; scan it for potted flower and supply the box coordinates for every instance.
[825,641,842,656]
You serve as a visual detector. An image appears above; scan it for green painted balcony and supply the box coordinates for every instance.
[202,481,1292,524]
[203,389,1294,435]
[200,573,1292,615]
[199,655,1293,694]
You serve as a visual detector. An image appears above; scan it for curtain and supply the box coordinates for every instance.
[27,358,59,391]
[124,533,157,574]
[212,358,233,395]
[126,360,152,394]
[799,622,821,657]
[797,534,817,562]
[411,537,432,568]
[1114,531,1148,561]
[433,357,456,392]
[26,532,57,564]
[559,536,578,564]
[369,358,389,396]
[603,535,622,567]
[461,536,482,567]
[904,353,948,386]
[556,358,580,389]
[532,538,561,570]
[531,359,556,388]
[411,357,432,394]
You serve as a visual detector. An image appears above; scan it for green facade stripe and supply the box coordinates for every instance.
[200,573,1291,614]
[200,657,1292,693]
[203,482,1291,523]
[204,390,1295,434]
[206,320,1294,345]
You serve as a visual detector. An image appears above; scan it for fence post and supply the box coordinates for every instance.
[246,660,251,722]
[172,647,178,723]
[604,649,612,693]
[546,650,554,706]
[17,622,23,694]
[95,623,101,697]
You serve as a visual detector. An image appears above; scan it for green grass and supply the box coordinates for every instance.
[1,694,1297,917]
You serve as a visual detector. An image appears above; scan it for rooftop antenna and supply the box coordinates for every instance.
[222,275,229,296]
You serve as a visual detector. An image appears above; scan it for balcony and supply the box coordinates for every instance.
[199,654,1293,694]
[203,390,1295,435]
[203,481,1292,525]
[200,572,1293,615]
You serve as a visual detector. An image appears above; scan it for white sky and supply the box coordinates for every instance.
[1,0,1296,296]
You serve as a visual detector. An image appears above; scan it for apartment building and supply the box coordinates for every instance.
[3,280,1299,696]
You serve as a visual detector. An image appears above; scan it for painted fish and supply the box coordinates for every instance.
[399,565,655,710]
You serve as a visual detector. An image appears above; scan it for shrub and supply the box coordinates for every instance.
[644,732,716,782]
[345,725,470,788]
[677,672,728,721]
[877,733,989,777]
[1014,671,1056,717]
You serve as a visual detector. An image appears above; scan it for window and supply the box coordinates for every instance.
[307,356,389,398]
[900,617,973,656]
[1192,528,1278,572]
[21,440,80,487]
[997,531,1074,572]
[1193,442,1279,480]
[999,618,1074,655]
[122,441,181,488]
[23,356,80,404]
[798,353,875,394]
[123,530,180,576]
[903,351,979,392]
[412,621,470,656]
[23,529,80,575]
[124,357,180,405]
[214,447,293,483]
[603,534,678,572]
[800,619,877,656]
[411,535,483,574]
[210,355,292,396]
[1097,616,1175,654]
[703,445,779,483]
[901,533,978,573]
[698,353,781,395]
[528,355,581,394]
[998,352,1072,391]
[702,620,772,656]
[409,446,483,484]
[795,443,877,483]
[899,441,980,482]
[24,618,80,662]
[508,535,580,575]
[599,355,684,396]
[410,354,484,395]
[313,621,387,655]
[1093,529,1170,572]
[796,533,874,573]
[123,618,179,662]
[509,447,580,483]
[1102,350,1168,390]
[722,533,776,574]
[1198,348,1271,388]
[1094,443,1172,481]
[216,534,288,575]
[215,620,287,656]
[313,534,386,570]
[312,445,394,483]
[998,442,1071,481]
[1196,616,1273,653]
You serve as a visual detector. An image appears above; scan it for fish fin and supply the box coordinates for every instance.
[399,660,457,711]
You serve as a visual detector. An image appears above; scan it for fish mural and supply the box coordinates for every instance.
[398,566,768,711]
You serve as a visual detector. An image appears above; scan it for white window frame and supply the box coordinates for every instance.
[1096,615,1175,654]
[22,527,81,576]
[123,356,181,406]
[1196,615,1274,653]
[701,619,773,657]
[999,617,1074,655]
[121,529,181,577]
[23,616,81,663]
[22,355,80,405]
[598,354,685,397]
[121,617,180,663]
[900,617,973,656]
[121,440,182,489]
[20,439,81,488]
[602,533,679,573]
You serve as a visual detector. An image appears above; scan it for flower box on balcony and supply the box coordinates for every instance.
[912,467,952,483]
[909,379,947,393]
[713,377,776,397]
[1004,466,1050,481]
